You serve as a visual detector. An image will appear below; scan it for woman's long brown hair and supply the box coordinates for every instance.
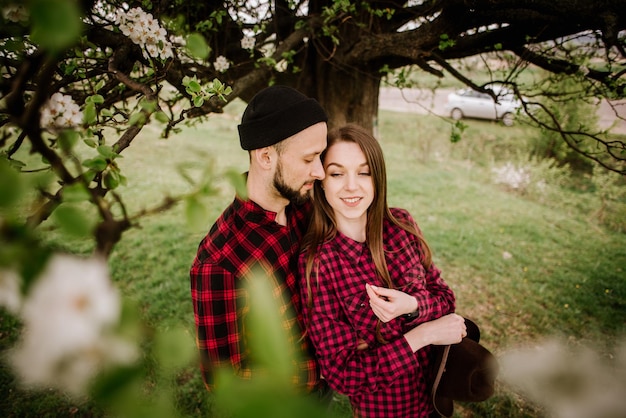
[301,124,432,343]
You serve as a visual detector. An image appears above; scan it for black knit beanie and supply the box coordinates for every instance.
[238,85,328,150]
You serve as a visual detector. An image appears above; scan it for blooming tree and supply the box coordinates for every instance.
[115,7,174,60]
[1,0,626,414]
[40,93,85,132]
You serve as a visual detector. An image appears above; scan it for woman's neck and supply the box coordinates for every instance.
[336,217,367,243]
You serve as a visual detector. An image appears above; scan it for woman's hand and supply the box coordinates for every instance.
[365,283,418,322]
[403,313,467,352]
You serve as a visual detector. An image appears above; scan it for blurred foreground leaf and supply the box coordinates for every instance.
[30,0,83,53]
[211,269,329,418]
[52,203,93,237]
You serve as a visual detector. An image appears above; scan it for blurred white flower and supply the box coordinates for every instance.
[115,7,173,60]
[8,254,137,395]
[2,4,28,22]
[492,162,530,191]
[0,269,21,314]
[241,35,256,50]
[40,93,83,132]
[502,251,513,260]
[213,55,230,72]
[500,339,626,418]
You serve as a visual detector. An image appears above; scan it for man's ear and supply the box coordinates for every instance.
[252,146,274,169]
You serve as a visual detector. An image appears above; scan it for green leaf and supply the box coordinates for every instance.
[187,80,202,93]
[128,112,146,127]
[58,129,79,152]
[63,62,77,75]
[89,94,105,104]
[450,121,467,143]
[62,183,90,202]
[5,39,25,55]
[186,33,209,59]
[30,0,83,53]
[225,169,247,199]
[7,159,26,170]
[185,196,208,230]
[0,157,23,208]
[193,95,204,107]
[84,138,98,148]
[52,204,93,237]
[154,111,169,123]
[103,169,120,190]
[90,364,144,407]
[153,326,196,372]
[84,102,97,125]
[97,145,117,159]
[82,157,108,171]
[83,170,97,183]
[31,171,54,191]
[140,100,157,112]
[245,270,295,379]
[94,80,105,92]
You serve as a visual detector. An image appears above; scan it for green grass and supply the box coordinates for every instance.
[1,101,625,418]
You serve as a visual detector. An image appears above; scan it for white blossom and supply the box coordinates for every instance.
[0,269,21,314]
[40,92,83,132]
[500,340,626,418]
[491,162,531,191]
[240,35,256,50]
[2,4,28,22]
[8,254,137,395]
[213,55,230,72]
[115,7,173,60]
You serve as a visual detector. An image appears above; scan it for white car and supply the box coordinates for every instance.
[444,86,521,126]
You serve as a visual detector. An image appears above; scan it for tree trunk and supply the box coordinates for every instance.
[291,52,381,134]
[316,66,381,134]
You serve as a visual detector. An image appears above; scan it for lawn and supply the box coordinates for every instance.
[1,99,625,418]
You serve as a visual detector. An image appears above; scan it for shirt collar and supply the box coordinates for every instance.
[234,196,306,227]
[331,230,368,262]
[233,196,277,224]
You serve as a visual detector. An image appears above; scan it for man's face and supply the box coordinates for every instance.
[272,122,327,204]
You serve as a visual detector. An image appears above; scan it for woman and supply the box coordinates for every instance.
[299,124,466,418]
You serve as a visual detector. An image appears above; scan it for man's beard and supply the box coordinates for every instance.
[273,161,311,205]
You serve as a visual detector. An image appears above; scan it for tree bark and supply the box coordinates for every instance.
[317,65,381,133]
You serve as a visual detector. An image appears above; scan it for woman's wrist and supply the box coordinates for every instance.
[404,296,419,317]
[404,324,429,352]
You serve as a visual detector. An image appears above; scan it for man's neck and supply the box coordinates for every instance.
[246,176,289,226]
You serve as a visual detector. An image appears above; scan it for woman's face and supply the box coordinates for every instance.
[321,141,374,231]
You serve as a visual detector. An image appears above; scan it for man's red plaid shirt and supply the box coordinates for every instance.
[190,197,319,391]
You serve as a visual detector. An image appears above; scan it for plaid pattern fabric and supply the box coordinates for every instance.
[190,197,319,391]
[299,208,456,418]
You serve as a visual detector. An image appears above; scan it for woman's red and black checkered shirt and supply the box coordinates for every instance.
[298,208,456,418]
[190,197,319,391]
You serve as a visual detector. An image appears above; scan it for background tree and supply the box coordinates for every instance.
[1,3,626,415]
[1,0,625,257]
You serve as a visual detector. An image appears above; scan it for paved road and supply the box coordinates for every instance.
[379,87,626,133]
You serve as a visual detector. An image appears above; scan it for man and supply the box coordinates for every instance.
[190,85,328,395]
